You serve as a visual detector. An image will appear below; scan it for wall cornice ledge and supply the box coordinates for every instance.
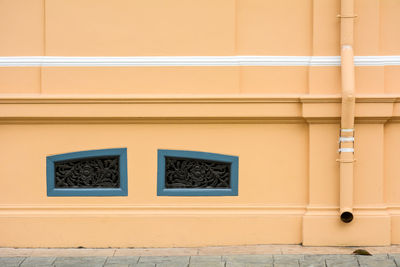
[1,94,400,104]
[0,94,399,124]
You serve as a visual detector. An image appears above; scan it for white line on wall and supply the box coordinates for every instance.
[0,56,399,67]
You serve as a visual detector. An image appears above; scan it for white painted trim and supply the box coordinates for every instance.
[339,137,354,142]
[0,56,400,67]
[338,148,355,153]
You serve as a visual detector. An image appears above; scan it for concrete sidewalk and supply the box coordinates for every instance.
[1,245,400,266]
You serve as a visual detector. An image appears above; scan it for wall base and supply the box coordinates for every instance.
[0,213,302,247]
[303,211,391,246]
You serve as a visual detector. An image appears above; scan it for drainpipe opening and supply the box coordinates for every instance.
[340,211,354,223]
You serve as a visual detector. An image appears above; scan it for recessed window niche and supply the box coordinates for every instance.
[157,150,238,196]
[46,148,127,196]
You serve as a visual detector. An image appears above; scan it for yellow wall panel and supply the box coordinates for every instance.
[311,0,340,56]
[380,0,400,55]
[41,67,240,94]
[309,66,341,94]
[355,66,384,94]
[354,0,380,55]
[384,123,400,204]
[384,66,400,94]
[236,0,312,55]
[45,0,235,56]
[0,124,308,205]
[0,0,43,56]
[353,124,384,206]
[0,67,41,93]
[240,66,308,94]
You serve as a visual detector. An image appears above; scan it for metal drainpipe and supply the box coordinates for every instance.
[338,0,356,223]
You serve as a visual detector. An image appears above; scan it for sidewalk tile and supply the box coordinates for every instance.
[0,257,26,267]
[274,254,304,260]
[326,258,358,267]
[189,263,225,267]
[138,256,190,264]
[225,263,272,267]
[190,255,222,263]
[105,256,140,265]
[20,257,56,266]
[223,254,273,264]
[300,260,325,267]
[53,256,107,267]
[156,262,188,267]
[274,260,299,267]
[358,258,395,267]
[358,254,388,259]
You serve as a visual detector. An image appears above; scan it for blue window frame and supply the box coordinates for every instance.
[46,148,128,196]
[157,149,238,196]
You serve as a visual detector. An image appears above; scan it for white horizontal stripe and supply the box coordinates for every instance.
[341,128,354,132]
[339,137,354,142]
[0,56,399,67]
[338,148,355,153]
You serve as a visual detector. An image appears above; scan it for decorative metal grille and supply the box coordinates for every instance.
[165,157,231,189]
[54,156,120,188]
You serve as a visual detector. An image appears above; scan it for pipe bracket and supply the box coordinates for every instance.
[336,158,356,163]
[337,14,358,19]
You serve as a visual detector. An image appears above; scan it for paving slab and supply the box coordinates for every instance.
[225,263,272,267]
[156,262,189,267]
[130,264,156,267]
[53,256,107,267]
[0,257,26,267]
[138,256,190,264]
[300,259,326,267]
[389,254,400,266]
[304,255,356,261]
[20,257,56,266]
[358,258,396,267]
[104,264,131,267]
[106,256,140,265]
[325,258,358,267]
[274,254,304,261]
[190,255,222,263]
[189,262,225,267]
[274,260,299,267]
[223,254,273,264]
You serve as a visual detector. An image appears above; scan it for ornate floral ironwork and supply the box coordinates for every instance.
[165,157,231,188]
[54,156,120,188]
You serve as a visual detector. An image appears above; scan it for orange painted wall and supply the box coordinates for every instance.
[1,0,400,247]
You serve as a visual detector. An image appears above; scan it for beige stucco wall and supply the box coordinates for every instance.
[1,0,400,247]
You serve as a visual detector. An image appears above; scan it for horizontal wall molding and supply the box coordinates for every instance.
[1,94,400,104]
[0,204,396,216]
[0,205,306,216]
[2,94,400,124]
[0,56,400,67]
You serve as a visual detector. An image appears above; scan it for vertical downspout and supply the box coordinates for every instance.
[338,0,356,223]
